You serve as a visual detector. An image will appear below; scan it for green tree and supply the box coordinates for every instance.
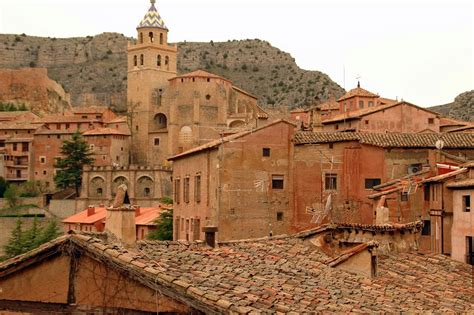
[148,209,173,241]
[3,220,25,258]
[0,176,9,197]
[4,185,19,208]
[22,216,41,252]
[54,131,94,196]
[35,221,61,246]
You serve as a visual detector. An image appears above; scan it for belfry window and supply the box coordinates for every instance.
[157,55,161,66]
[165,56,169,70]
[134,55,138,66]
[160,33,163,44]
[139,32,143,44]
[140,54,144,66]
[149,32,154,43]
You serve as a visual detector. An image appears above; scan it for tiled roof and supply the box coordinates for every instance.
[421,168,468,183]
[1,229,472,313]
[446,125,474,133]
[322,101,439,124]
[294,131,474,148]
[62,205,166,226]
[82,127,130,136]
[35,114,101,123]
[446,178,474,188]
[337,86,379,102]
[170,70,229,82]
[72,106,111,114]
[440,117,468,127]
[137,0,167,29]
[168,120,295,160]
[0,122,39,130]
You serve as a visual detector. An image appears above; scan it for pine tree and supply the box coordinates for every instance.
[4,220,25,258]
[148,209,173,241]
[54,131,94,196]
[4,185,19,208]
[22,216,42,252]
[35,221,61,246]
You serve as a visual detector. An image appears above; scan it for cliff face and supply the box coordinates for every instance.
[0,68,71,115]
[0,33,344,111]
[429,90,474,122]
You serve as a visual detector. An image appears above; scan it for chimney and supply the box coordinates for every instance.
[87,205,95,217]
[375,196,389,225]
[105,184,136,246]
[134,205,141,216]
[202,226,218,247]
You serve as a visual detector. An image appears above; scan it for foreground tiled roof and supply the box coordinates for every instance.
[1,228,472,313]
[294,131,474,148]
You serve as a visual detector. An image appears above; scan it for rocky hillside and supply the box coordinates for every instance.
[0,68,71,115]
[0,33,344,111]
[429,90,474,122]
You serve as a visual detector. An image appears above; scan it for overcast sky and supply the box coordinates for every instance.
[0,0,472,106]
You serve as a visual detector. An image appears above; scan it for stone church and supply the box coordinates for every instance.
[78,0,268,207]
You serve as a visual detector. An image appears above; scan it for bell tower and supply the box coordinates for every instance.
[127,0,177,164]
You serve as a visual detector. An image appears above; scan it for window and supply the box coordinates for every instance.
[467,236,474,265]
[12,143,17,151]
[421,220,431,236]
[335,125,339,130]
[139,32,143,44]
[184,177,190,203]
[194,175,201,203]
[165,56,169,65]
[365,178,381,189]
[325,173,337,190]
[359,100,364,109]
[89,144,95,151]
[148,31,154,42]
[262,148,270,157]
[365,120,369,125]
[368,101,374,107]
[154,138,160,146]
[144,187,150,196]
[462,195,471,212]
[134,55,137,66]
[42,170,47,175]
[277,212,283,221]
[56,124,60,130]
[174,178,180,204]
[428,118,434,124]
[140,54,144,66]
[401,192,408,202]
[22,143,28,152]
[39,156,46,164]
[57,135,60,139]
[205,94,211,100]
[159,33,163,44]
[328,143,333,149]
[157,54,161,66]
[272,175,284,189]
[97,188,103,196]
[65,123,70,129]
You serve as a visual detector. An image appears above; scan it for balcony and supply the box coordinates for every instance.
[6,174,28,181]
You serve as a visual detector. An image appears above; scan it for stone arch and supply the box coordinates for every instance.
[229,120,245,128]
[179,126,193,145]
[157,54,161,66]
[148,31,154,43]
[165,56,169,70]
[112,176,129,197]
[133,55,137,67]
[139,32,143,44]
[136,175,154,198]
[89,176,105,198]
[140,54,144,66]
[159,33,163,44]
[154,113,167,129]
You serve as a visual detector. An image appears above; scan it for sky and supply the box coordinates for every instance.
[0,0,472,107]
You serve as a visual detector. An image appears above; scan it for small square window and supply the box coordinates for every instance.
[421,220,431,236]
[328,143,333,149]
[39,156,46,164]
[428,118,434,124]
[365,178,381,189]
[277,212,283,221]
[262,148,270,157]
[401,192,408,202]
[325,173,337,190]
[272,175,284,189]
[154,138,160,146]
[43,170,47,175]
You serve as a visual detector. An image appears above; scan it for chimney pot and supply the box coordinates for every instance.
[87,205,95,216]
[134,205,141,216]
[202,226,218,248]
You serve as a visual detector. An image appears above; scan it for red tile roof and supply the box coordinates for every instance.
[294,131,474,148]
[337,86,379,102]
[170,70,229,82]
[72,106,112,114]
[82,127,131,136]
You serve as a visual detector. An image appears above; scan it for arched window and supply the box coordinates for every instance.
[140,54,144,66]
[157,55,161,66]
[159,33,163,44]
[139,32,143,44]
[152,88,162,106]
[89,176,105,198]
[133,55,137,67]
[149,31,154,42]
[154,113,167,129]
[96,188,103,196]
[179,126,193,145]
[165,56,169,70]
[136,176,153,198]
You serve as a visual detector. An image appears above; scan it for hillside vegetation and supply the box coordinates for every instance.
[0,33,344,111]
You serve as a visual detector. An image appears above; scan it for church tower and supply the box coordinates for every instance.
[127,0,177,165]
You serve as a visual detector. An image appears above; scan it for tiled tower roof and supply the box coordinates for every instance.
[137,0,167,30]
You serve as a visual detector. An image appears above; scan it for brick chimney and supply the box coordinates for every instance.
[87,205,95,217]
[134,205,141,216]
[105,184,136,245]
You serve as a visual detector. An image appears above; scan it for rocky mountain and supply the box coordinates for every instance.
[429,90,474,122]
[0,33,344,112]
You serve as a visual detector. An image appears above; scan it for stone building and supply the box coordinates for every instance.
[292,132,474,232]
[168,120,295,241]
[126,0,268,165]
[77,164,172,211]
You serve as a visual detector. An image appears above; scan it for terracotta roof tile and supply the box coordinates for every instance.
[82,127,131,136]
[294,131,474,148]
[170,70,228,81]
[337,87,379,102]
[446,178,474,188]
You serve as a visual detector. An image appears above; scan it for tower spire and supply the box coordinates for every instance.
[137,0,167,29]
